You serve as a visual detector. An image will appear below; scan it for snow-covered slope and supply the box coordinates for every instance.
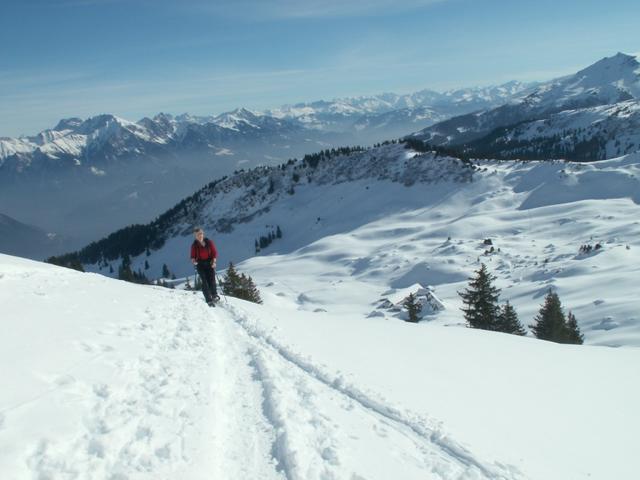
[464,99,640,160]
[1,250,638,480]
[414,53,640,160]
[62,143,640,348]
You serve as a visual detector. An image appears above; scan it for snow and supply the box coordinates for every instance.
[1,252,638,479]
[111,145,640,348]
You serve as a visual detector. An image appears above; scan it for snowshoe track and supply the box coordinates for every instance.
[221,303,525,480]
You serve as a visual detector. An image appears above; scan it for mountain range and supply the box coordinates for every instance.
[3,52,640,260]
[412,52,640,160]
[0,81,535,178]
[0,81,534,257]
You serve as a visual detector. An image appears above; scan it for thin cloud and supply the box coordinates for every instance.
[51,0,130,7]
[199,0,449,20]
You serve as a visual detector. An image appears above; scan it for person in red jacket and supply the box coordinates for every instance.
[190,227,219,306]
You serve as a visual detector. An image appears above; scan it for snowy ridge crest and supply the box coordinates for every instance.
[174,144,473,236]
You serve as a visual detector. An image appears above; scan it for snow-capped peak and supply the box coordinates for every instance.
[53,117,83,132]
[524,52,640,109]
[213,107,263,130]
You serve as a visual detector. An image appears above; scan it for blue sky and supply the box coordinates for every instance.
[1,0,638,136]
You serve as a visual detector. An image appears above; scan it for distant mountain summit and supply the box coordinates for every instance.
[413,53,640,160]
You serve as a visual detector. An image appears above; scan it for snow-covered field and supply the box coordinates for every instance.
[1,253,639,480]
[120,148,640,348]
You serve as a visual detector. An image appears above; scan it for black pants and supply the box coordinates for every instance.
[196,262,217,302]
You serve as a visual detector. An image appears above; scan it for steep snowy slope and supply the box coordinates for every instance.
[1,254,638,480]
[462,99,640,160]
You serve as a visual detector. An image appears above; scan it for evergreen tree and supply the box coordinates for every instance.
[403,293,422,323]
[222,262,262,304]
[144,260,150,270]
[117,255,149,285]
[496,301,526,335]
[222,262,242,296]
[458,264,501,330]
[238,273,262,304]
[276,226,282,238]
[565,311,584,345]
[530,290,570,342]
[162,263,170,278]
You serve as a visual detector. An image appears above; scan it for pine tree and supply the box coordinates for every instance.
[403,293,422,323]
[565,311,584,345]
[222,262,262,304]
[496,301,526,335]
[530,290,569,342]
[162,263,170,278]
[144,260,149,270]
[222,262,242,296]
[458,264,501,330]
[276,226,282,238]
[238,273,262,304]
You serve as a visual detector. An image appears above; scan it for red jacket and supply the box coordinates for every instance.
[191,238,218,262]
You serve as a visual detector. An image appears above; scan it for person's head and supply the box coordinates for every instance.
[193,227,204,241]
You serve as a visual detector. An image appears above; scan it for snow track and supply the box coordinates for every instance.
[0,257,523,479]
[216,302,524,480]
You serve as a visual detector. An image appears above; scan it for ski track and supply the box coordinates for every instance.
[8,274,523,480]
[218,301,525,480]
[208,300,285,480]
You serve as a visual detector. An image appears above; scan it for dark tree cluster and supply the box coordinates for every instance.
[459,264,584,344]
[579,243,602,255]
[117,254,150,285]
[301,146,368,169]
[529,291,584,344]
[457,124,607,162]
[255,226,283,253]
[372,139,400,148]
[222,262,262,304]
[458,264,526,335]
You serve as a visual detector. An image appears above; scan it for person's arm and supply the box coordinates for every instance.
[210,240,218,267]
[190,243,197,265]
